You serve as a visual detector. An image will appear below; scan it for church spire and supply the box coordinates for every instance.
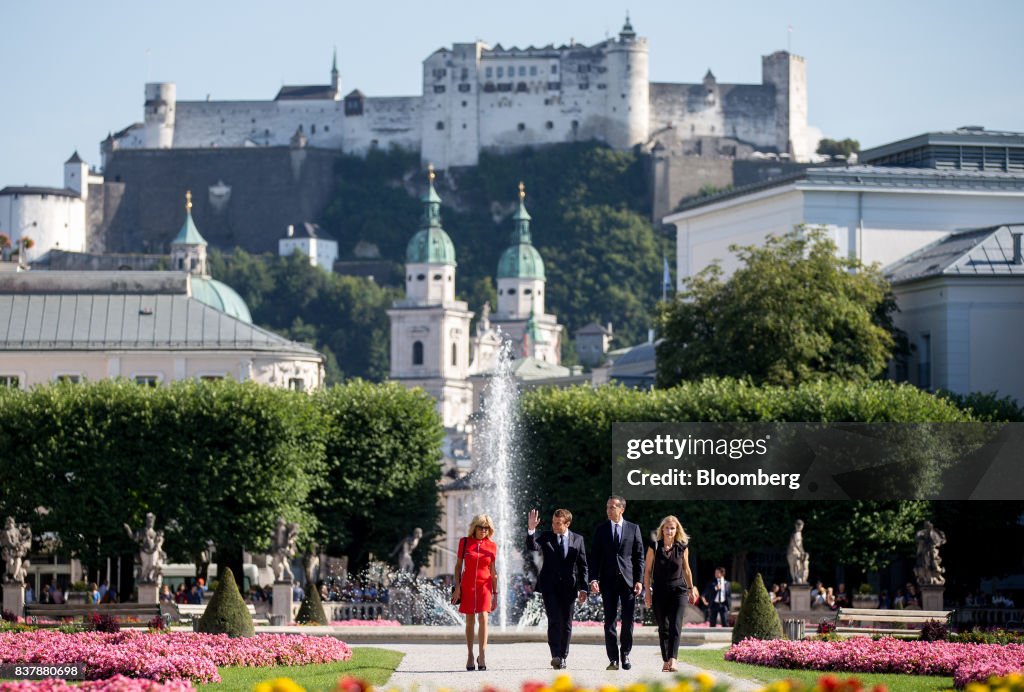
[511,181,533,245]
[421,164,443,229]
[331,47,340,95]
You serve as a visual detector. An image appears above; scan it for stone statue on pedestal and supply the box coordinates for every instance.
[271,517,300,582]
[1,518,31,583]
[124,513,165,584]
[391,528,423,573]
[914,520,946,585]
[786,519,810,585]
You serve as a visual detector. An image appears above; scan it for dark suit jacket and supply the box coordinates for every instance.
[703,577,732,607]
[526,530,589,597]
[590,519,644,588]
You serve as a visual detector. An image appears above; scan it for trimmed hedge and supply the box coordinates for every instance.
[732,573,783,644]
[198,567,255,637]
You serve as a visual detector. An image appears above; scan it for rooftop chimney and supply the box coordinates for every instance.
[1013,232,1022,265]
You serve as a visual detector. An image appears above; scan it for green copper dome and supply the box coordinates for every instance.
[405,168,457,266]
[497,183,544,279]
[191,276,253,323]
[498,244,544,279]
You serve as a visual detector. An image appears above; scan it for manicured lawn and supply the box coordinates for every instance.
[198,647,403,692]
[677,649,954,692]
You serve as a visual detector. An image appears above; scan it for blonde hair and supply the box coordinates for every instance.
[467,513,496,539]
[656,515,689,544]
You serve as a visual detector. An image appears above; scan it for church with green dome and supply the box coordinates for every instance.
[388,171,563,431]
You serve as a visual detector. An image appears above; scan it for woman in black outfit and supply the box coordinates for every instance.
[642,515,697,672]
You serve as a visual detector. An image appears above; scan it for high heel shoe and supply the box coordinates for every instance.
[476,654,487,671]
[466,654,476,671]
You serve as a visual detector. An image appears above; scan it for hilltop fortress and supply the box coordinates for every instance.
[106,18,818,171]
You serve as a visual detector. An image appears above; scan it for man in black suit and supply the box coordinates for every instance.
[589,495,644,670]
[702,566,731,627]
[526,507,589,669]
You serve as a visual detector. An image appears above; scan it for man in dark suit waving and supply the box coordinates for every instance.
[701,566,732,627]
[589,495,644,670]
[526,507,589,669]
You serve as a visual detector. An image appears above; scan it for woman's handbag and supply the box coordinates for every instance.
[451,538,466,605]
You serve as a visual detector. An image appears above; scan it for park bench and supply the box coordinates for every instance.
[24,602,165,627]
[833,607,954,637]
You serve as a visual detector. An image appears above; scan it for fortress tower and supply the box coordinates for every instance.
[762,51,809,159]
[143,82,176,149]
[604,14,650,150]
[387,168,474,429]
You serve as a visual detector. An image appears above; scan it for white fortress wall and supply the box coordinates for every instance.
[0,193,87,256]
[170,100,346,149]
[344,97,422,156]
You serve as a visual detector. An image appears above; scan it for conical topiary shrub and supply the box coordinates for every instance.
[295,583,328,625]
[731,573,784,644]
[197,567,255,637]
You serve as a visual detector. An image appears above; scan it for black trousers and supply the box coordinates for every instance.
[709,600,728,627]
[653,587,686,661]
[601,578,637,662]
[542,589,576,658]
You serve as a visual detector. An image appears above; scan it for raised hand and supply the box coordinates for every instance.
[528,508,540,531]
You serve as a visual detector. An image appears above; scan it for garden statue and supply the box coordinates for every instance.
[914,520,946,585]
[786,519,810,584]
[1,517,31,583]
[271,517,300,582]
[124,513,165,584]
[390,527,423,573]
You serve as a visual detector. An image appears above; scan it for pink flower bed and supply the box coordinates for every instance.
[727,637,1024,687]
[0,631,351,684]
[329,620,402,626]
[0,675,194,692]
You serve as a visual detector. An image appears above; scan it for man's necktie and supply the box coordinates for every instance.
[613,523,619,546]
[558,534,564,558]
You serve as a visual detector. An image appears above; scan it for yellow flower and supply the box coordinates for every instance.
[695,673,715,691]
[965,684,988,692]
[625,683,648,692]
[599,685,619,692]
[254,678,306,692]
[553,675,575,692]
[670,681,694,692]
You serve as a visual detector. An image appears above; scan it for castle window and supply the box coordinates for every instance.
[434,85,446,93]
[597,83,607,90]
[571,120,579,131]
[547,82,561,91]
[518,66,526,76]
[497,67,504,78]
[0,375,20,389]
[579,81,589,90]
[530,66,538,76]
[497,83,512,92]
[483,82,496,93]
[436,121,445,130]
[517,123,525,131]
[135,375,159,387]
[524,288,532,295]
[417,273,426,280]
[551,64,558,74]
[545,121,553,129]
[288,378,304,391]
[578,64,591,73]
[498,289,503,295]
[461,68,468,80]
[413,341,424,366]
[485,67,493,78]
[451,343,458,366]
[407,275,412,281]
[508,288,516,295]
[516,82,528,93]
[324,125,329,131]
[462,101,467,107]
[433,273,442,280]
[458,83,471,93]
[311,124,316,134]
[432,68,447,79]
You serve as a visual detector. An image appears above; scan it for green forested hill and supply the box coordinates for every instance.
[213,142,670,383]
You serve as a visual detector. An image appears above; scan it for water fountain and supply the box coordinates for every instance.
[474,340,521,630]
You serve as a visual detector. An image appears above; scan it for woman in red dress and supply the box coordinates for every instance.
[451,513,498,671]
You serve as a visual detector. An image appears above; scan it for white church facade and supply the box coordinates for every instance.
[387,170,562,430]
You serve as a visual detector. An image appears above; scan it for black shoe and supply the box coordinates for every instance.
[606,661,619,671]
[477,655,486,671]
[621,654,632,670]
[559,659,567,669]
[550,657,561,669]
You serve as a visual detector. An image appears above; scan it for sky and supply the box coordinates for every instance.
[1,0,1022,188]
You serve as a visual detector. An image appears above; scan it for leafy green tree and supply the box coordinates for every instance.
[731,573,783,643]
[311,382,444,572]
[817,138,861,158]
[657,228,895,388]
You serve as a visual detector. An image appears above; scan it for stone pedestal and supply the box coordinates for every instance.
[137,583,160,604]
[3,583,25,619]
[920,585,945,611]
[272,582,293,626]
[789,585,812,613]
